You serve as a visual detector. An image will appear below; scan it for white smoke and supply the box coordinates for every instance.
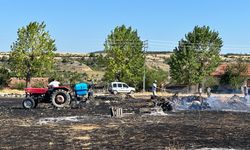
[173,95,250,112]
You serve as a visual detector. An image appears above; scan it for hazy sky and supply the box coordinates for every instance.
[0,0,250,54]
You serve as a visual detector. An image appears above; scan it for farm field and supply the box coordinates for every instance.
[0,95,250,149]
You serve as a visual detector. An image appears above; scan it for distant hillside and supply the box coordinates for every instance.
[91,50,173,55]
[1,51,250,82]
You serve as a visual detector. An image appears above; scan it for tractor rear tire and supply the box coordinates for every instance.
[51,90,71,108]
[22,97,35,109]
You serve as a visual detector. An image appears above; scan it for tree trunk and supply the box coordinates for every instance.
[25,62,32,88]
[198,83,203,103]
[188,84,191,93]
[198,83,202,95]
[26,72,31,88]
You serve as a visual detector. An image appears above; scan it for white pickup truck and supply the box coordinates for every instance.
[108,82,135,94]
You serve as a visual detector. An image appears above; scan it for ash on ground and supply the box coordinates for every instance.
[1,94,250,149]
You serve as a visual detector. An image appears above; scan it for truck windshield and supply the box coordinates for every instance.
[123,84,128,88]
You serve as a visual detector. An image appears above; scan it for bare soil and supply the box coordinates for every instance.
[0,96,250,149]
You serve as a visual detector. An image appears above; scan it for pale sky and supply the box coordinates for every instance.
[0,0,250,54]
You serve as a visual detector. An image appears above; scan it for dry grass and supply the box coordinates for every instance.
[134,92,244,98]
[85,70,104,81]
[74,135,91,140]
[0,88,25,94]
[0,88,243,101]
[0,118,32,127]
[105,124,118,128]
[70,124,100,131]
[82,143,91,146]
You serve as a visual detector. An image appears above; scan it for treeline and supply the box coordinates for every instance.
[1,21,249,92]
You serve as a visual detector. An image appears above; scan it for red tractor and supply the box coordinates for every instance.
[22,83,91,109]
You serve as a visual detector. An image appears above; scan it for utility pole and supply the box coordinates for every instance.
[143,40,148,92]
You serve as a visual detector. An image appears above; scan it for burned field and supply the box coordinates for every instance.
[0,96,250,149]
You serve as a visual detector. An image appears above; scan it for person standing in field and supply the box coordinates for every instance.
[207,87,211,97]
[243,85,248,96]
[152,80,157,97]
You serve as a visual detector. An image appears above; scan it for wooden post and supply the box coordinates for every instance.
[110,107,123,117]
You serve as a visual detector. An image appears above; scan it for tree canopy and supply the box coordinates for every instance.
[9,21,56,87]
[220,58,248,90]
[145,69,168,90]
[168,26,223,89]
[104,25,145,88]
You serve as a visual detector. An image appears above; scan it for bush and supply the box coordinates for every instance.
[13,82,26,90]
[32,81,45,88]
[0,67,11,89]
[164,58,170,64]
[144,69,168,91]
[204,76,219,88]
[89,53,96,57]
[48,71,87,86]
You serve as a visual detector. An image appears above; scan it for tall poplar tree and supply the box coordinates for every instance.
[9,21,56,87]
[104,25,145,88]
[168,26,223,91]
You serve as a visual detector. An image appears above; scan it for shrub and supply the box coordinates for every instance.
[32,81,45,88]
[13,82,26,90]
[204,76,219,88]
[0,67,11,89]
[144,69,169,91]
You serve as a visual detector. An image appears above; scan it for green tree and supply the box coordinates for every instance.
[96,54,107,70]
[168,26,223,91]
[220,58,248,91]
[104,25,145,88]
[89,53,96,57]
[0,67,11,89]
[9,21,56,87]
[145,69,168,90]
[203,76,219,88]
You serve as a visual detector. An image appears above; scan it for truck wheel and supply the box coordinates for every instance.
[51,90,71,108]
[113,91,118,95]
[129,90,134,94]
[22,97,35,109]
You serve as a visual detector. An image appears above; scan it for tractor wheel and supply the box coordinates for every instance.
[22,97,35,109]
[51,90,71,108]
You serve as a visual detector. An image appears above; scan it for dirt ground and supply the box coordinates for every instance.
[0,96,250,150]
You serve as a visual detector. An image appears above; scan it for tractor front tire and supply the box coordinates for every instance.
[51,90,71,108]
[22,97,35,109]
